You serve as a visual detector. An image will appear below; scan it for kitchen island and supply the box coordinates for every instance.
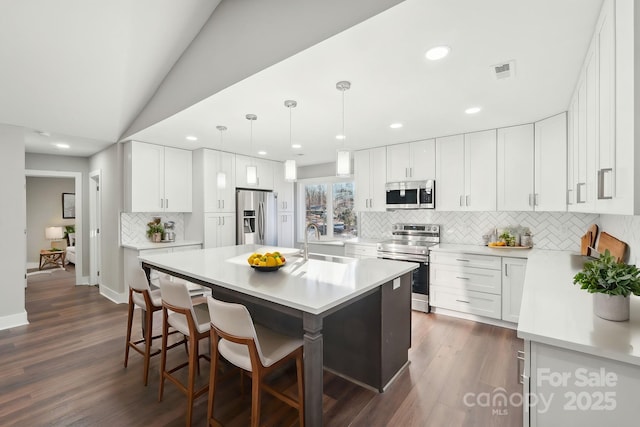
[139,244,418,427]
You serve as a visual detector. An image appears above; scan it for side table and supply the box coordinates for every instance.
[39,249,66,270]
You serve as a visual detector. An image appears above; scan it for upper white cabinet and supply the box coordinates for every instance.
[386,139,435,182]
[534,113,567,211]
[436,131,496,211]
[200,149,236,213]
[497,124,534,211]
[235,155,274,190]
[125,141,192,213]
[273,162,294,212]
[354,147,386,212]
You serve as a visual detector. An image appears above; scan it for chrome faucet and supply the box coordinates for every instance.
[304,223,320,261]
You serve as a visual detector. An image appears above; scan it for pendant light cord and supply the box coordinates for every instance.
[342,88,345,144]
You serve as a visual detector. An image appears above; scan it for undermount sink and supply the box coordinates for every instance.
[289,252,356,264]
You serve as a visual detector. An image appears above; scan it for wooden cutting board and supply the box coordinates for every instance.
[587,224,598,248]
[597,232,627,262]
[580,233,591,256]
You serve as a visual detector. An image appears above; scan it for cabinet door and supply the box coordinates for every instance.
[497,125,534,211]
[130,142,164,212]
[217,151,236,212]
[501,257,527,323]
[369,147,387,211]
[235,155,251,188]
[465,130,497,211]
[204,214,220,249]
[218,213,235,247]
[354,150,371,211]
[277,212,294,247]
[535,113,567,212]
[256,159,274,190]
[386,143,411,182]
[435,134,465,211]
[273,162,294,212]
[567,94,579,209]
[164,147,192,212]
[410,139,436,181]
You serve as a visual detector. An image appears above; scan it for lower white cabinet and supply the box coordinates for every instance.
[277,212,294,248]
[345,242,378,259]
[204,213,235,248]
[502,257,527,323]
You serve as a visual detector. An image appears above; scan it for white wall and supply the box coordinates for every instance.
[0,124,27,330]
[89,143,124,299]
[25,177,75,265]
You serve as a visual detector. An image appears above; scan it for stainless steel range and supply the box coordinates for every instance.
[377,223,440,313]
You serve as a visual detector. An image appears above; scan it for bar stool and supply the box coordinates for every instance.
[123,268,164,385]
[158,278,211,426]
[206,296,305,427]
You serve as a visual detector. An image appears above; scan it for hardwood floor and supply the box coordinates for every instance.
[0,270,523,426]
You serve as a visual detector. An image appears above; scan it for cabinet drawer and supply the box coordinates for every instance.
[430,251,501,270]
[430,264,502,295]
[345,244,377,258]
[430,286,501,319]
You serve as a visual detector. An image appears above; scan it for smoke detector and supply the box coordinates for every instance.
[492,60,516,80]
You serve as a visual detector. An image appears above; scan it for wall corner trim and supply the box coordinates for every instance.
[99,285,128,304]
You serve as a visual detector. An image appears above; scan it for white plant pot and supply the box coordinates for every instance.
[594,293,630,321]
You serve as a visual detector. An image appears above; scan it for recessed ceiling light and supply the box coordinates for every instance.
[54,143,70,149]
[390,123,403,129]
[465,106,482,114]
[336,134,346,140]
[186,135,198,141]
[291,144,302,149]
[258,151,267,155]
[425,46,450,61]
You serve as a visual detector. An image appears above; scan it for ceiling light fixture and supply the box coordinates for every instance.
[54,143,70,149]
[216,126,227,189]
[465,106,482,114]
[335,80,352,177]
[246,114,258,185]
[258,150,267,155]
[186,135,198,141]
[425,46,450,61]
[390,123,403,129]
[284,100,298,182]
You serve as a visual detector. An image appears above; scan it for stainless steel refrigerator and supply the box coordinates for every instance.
[236,189,277,245]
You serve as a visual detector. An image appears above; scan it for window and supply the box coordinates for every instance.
[298,179,357,240]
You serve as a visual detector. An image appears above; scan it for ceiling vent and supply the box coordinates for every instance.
[492,60,516,80]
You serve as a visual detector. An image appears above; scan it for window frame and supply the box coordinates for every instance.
[296,176,356,242]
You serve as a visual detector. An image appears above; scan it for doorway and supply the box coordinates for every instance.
[25,169,83,286]
[89,170,101,285]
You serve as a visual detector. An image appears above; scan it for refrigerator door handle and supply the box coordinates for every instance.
[258,201,265,242]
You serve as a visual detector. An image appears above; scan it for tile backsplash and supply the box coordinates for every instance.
[120,212,185,245]
[599,214,640,264]
[360,210,600,251]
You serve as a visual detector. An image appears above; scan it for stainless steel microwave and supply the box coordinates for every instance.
[385,180,435,210]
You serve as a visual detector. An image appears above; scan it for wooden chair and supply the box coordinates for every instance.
[158,278,211,426]
[206,296,304,427]
[123,268,165,385]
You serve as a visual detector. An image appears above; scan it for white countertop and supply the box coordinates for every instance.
[518,250,640,366]
[122,240,203,251]
[344,237,385,246]
[139,244,418,315]
[430,243,533,258]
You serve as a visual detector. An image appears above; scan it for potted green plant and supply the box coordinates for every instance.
[146,219,164,243]
[573,249,640,321]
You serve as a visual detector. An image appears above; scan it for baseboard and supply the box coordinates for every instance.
[77,276,91,285]
[99,284,128,304]
[26,262,38,269]
[0,311,29,331]
[430,307,517,330]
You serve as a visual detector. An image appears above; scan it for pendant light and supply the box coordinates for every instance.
[284,100,297,182]
[246,114,258,185]
[336,80,352,176]
[216,125,227,189]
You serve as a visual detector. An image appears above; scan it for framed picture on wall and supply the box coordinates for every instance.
[62,193,75,219]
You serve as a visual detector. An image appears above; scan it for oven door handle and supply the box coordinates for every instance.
[378,254,428,263]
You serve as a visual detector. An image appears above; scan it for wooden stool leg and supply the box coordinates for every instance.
[207,334,219,426]
[158,308,169,402]
[143,307,154,386]
[251,373,261,427]
[124,290,134,368]
[186,335,198,426]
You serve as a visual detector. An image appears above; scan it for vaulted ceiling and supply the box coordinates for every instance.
[3,0,603,164]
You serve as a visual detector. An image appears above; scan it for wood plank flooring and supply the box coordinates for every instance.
[0,268,523,426]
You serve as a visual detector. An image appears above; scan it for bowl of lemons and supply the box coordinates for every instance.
[247,252,287,272]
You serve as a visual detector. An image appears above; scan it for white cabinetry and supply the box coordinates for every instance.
[534,113,568,211]
[277,212,295,248]
[204,213,235,249]
[354,147,386,212]
[501,257,527,323]
[344,242,377,259]
[235,155,274,190]
[202,150,236,213]
[497,124,534,211]
[273,162,294,247]
[125,141,192,213]
[386,139,435,182]
[436,130,496,211]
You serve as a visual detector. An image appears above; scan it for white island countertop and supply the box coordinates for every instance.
[139,245,418,315]
[122,240,203,251]
[517,250,640,366]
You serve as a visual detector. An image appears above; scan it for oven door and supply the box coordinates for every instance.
[378,253,430,313]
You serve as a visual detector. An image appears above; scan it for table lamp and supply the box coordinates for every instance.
[45,226,65,249]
